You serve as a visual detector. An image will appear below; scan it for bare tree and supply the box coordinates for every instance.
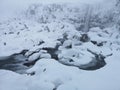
[83,5,93,33]
[80,5,92,42]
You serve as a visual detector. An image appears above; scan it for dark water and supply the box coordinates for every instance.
[0,49,108,74]
[0,54,29,74]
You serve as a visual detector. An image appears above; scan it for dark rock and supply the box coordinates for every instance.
[61,25,65,29]
[27,71,35,76]
[80,34,90,42]
[91,41,97,45]
[37,40,45,46]
[17,32,20,35]
[24,24,28,29]
[97,42,104,46]
[43,68,46,72]
[53,88,57,90]
[4,42,6,46]
[91,40,107,47]
[69,59,74,62]
[9,32,14,34]
[23,60,38,67]
[65,44,72,49]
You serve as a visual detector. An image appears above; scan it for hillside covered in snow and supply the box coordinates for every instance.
[0,0,120,90]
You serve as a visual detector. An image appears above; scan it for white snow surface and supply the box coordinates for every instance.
[0,57,120,90]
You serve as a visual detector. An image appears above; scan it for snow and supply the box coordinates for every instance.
[28,53,40,61]
[0,56,120,90]
[0,0,120,90]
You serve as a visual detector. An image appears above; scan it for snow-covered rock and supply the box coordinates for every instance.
[28,53,40,61]
[40,53,51,59]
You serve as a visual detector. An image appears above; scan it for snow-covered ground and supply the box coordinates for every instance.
[0,56,120,90]
[0,0,120,90]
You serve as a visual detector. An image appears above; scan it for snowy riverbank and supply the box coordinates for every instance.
[0,0,120,90]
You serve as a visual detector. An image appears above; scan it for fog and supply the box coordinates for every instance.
[0,0,115,20]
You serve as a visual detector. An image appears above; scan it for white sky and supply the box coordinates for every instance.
[0,0,112,12]
[0,0,107,5]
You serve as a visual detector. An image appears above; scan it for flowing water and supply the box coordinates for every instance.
[0,54,29,74]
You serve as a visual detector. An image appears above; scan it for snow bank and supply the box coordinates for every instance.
[0,56,120,90]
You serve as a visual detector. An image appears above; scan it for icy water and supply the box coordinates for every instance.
[0,50,107,74]
[0,54,29,74]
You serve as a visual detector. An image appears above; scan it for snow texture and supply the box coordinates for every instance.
[0,0,120,90]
